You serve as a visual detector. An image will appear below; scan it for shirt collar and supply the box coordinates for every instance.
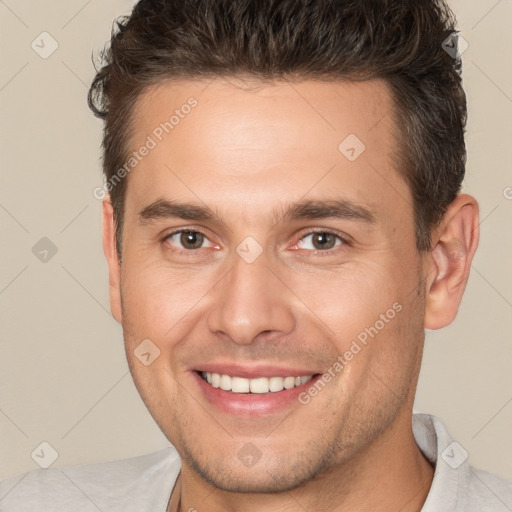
[413,413,471,511]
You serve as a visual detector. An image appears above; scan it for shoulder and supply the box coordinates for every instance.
[412,413,512,512]
[0,447,180,512]
[463,466,512,511]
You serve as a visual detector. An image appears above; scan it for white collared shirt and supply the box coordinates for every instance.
[1,414,511,511]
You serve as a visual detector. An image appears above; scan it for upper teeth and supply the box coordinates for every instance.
[203,372,313,393]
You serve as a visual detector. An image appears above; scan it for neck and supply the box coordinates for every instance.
[170,410,434,512]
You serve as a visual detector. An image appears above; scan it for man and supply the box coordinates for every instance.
[2,0,511,510]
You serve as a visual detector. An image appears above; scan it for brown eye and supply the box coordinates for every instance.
[311,233,337,250]
[179,231,204,249]
[166,230,212,250]
[297,232,343,251]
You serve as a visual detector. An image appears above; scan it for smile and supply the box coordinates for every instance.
[199,371,314,394]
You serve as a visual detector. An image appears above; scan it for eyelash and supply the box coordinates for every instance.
[162,228,349,256]
[162,229,218,256]
[292,229,348,255]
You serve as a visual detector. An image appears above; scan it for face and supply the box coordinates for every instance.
[110,78,429,492]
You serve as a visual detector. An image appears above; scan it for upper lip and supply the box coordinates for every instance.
[193,363,321,379]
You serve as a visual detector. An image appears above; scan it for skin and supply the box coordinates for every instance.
[102,78,479,511]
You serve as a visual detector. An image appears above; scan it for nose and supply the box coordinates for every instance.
[207,251,296,345]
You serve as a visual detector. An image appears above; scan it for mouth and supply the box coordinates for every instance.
[197,371,317,394]
[191,364,324,416]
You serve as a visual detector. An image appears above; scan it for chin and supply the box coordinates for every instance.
[195,465,314,494]
[182,443,331,494]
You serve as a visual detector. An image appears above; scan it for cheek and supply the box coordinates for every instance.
[285,259,409,348]
[120,257,217,346]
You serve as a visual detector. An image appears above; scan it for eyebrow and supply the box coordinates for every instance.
[279,199,376,225]
[139,200,217,223]
[138,198,376,226]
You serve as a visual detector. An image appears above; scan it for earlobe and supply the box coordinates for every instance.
[102,198,123,324]
[424,194,479,330]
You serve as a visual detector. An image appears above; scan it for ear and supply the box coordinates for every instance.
[424,194,479,330]
[102,198,123,323]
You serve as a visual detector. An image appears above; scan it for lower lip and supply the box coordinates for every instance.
[191,371,321,417]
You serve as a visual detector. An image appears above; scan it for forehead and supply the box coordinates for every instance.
[124,78,410,227]
[132,77,395,155]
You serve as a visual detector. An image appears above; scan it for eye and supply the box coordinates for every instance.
[296,232,343,251]
[164,230,215,250]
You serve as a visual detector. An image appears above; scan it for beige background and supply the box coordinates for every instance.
[0,0,511,481]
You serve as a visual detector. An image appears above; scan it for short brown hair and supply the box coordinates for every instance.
[88,0,467,255]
